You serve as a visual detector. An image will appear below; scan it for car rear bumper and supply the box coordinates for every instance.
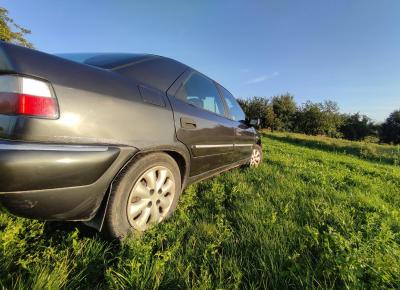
[0,141,138,221]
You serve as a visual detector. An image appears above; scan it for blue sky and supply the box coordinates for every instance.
[3,0,400,122]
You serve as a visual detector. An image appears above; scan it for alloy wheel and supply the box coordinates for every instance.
[126,166,176,231]
[250,148,261,167]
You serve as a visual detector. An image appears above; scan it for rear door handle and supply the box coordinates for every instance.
[181,117,197,129]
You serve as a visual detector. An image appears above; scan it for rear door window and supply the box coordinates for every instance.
[176,72,225,116]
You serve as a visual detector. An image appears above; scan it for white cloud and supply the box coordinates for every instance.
[244,72,279,84]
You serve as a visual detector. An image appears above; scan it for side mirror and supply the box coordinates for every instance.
[249,118,260,127]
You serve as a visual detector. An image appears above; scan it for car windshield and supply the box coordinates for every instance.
[55,53,152,69]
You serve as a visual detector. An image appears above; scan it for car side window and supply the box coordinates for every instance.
[219,85,245,122]
[176,72,225,115]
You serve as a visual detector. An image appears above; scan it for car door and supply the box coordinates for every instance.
[167,70,236,176]
[217,84,256,160]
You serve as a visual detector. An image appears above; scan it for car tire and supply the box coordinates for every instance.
[249,144,263,167]
[103,152,181,239]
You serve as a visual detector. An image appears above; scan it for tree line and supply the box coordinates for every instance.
[238,94,400,145]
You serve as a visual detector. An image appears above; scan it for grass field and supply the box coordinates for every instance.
[1,132,399,289]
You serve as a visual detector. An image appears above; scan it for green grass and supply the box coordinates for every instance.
[1,132,399,289]
[265,131,400,166]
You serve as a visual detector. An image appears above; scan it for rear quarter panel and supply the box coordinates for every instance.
[0,42,177,149]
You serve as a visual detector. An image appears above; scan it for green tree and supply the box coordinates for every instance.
[264,105,278,132]
[246,97,269,121]
[380,109,400,144]
[295,101,325,135]
[340,113,375,141]
[238,96,272,128]
[295,100,342,136]
[271,93,297,131]
[0,7,33,48]
[320,100,343,137]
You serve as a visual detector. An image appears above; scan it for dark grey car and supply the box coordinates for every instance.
[0,41,262,238]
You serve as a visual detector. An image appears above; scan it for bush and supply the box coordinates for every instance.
[294,101,343,137]
[271,94,297,131]
[380,110,400,144]
[340,113,376,141]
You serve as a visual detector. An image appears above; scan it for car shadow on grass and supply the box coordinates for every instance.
[42,220,102,240]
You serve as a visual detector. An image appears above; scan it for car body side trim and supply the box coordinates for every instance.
[0,142,109,152]
[192,144,233,149]
[192,144,253,149]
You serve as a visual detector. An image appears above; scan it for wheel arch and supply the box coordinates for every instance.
[85,146,190,232]
[164,150,188,186]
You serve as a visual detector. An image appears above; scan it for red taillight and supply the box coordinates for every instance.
[17,94,58,118]
[0,75,59,119]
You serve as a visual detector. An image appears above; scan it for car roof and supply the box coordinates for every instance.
[56,52,189,92]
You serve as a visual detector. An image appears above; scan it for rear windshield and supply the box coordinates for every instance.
[55,53,153,69]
